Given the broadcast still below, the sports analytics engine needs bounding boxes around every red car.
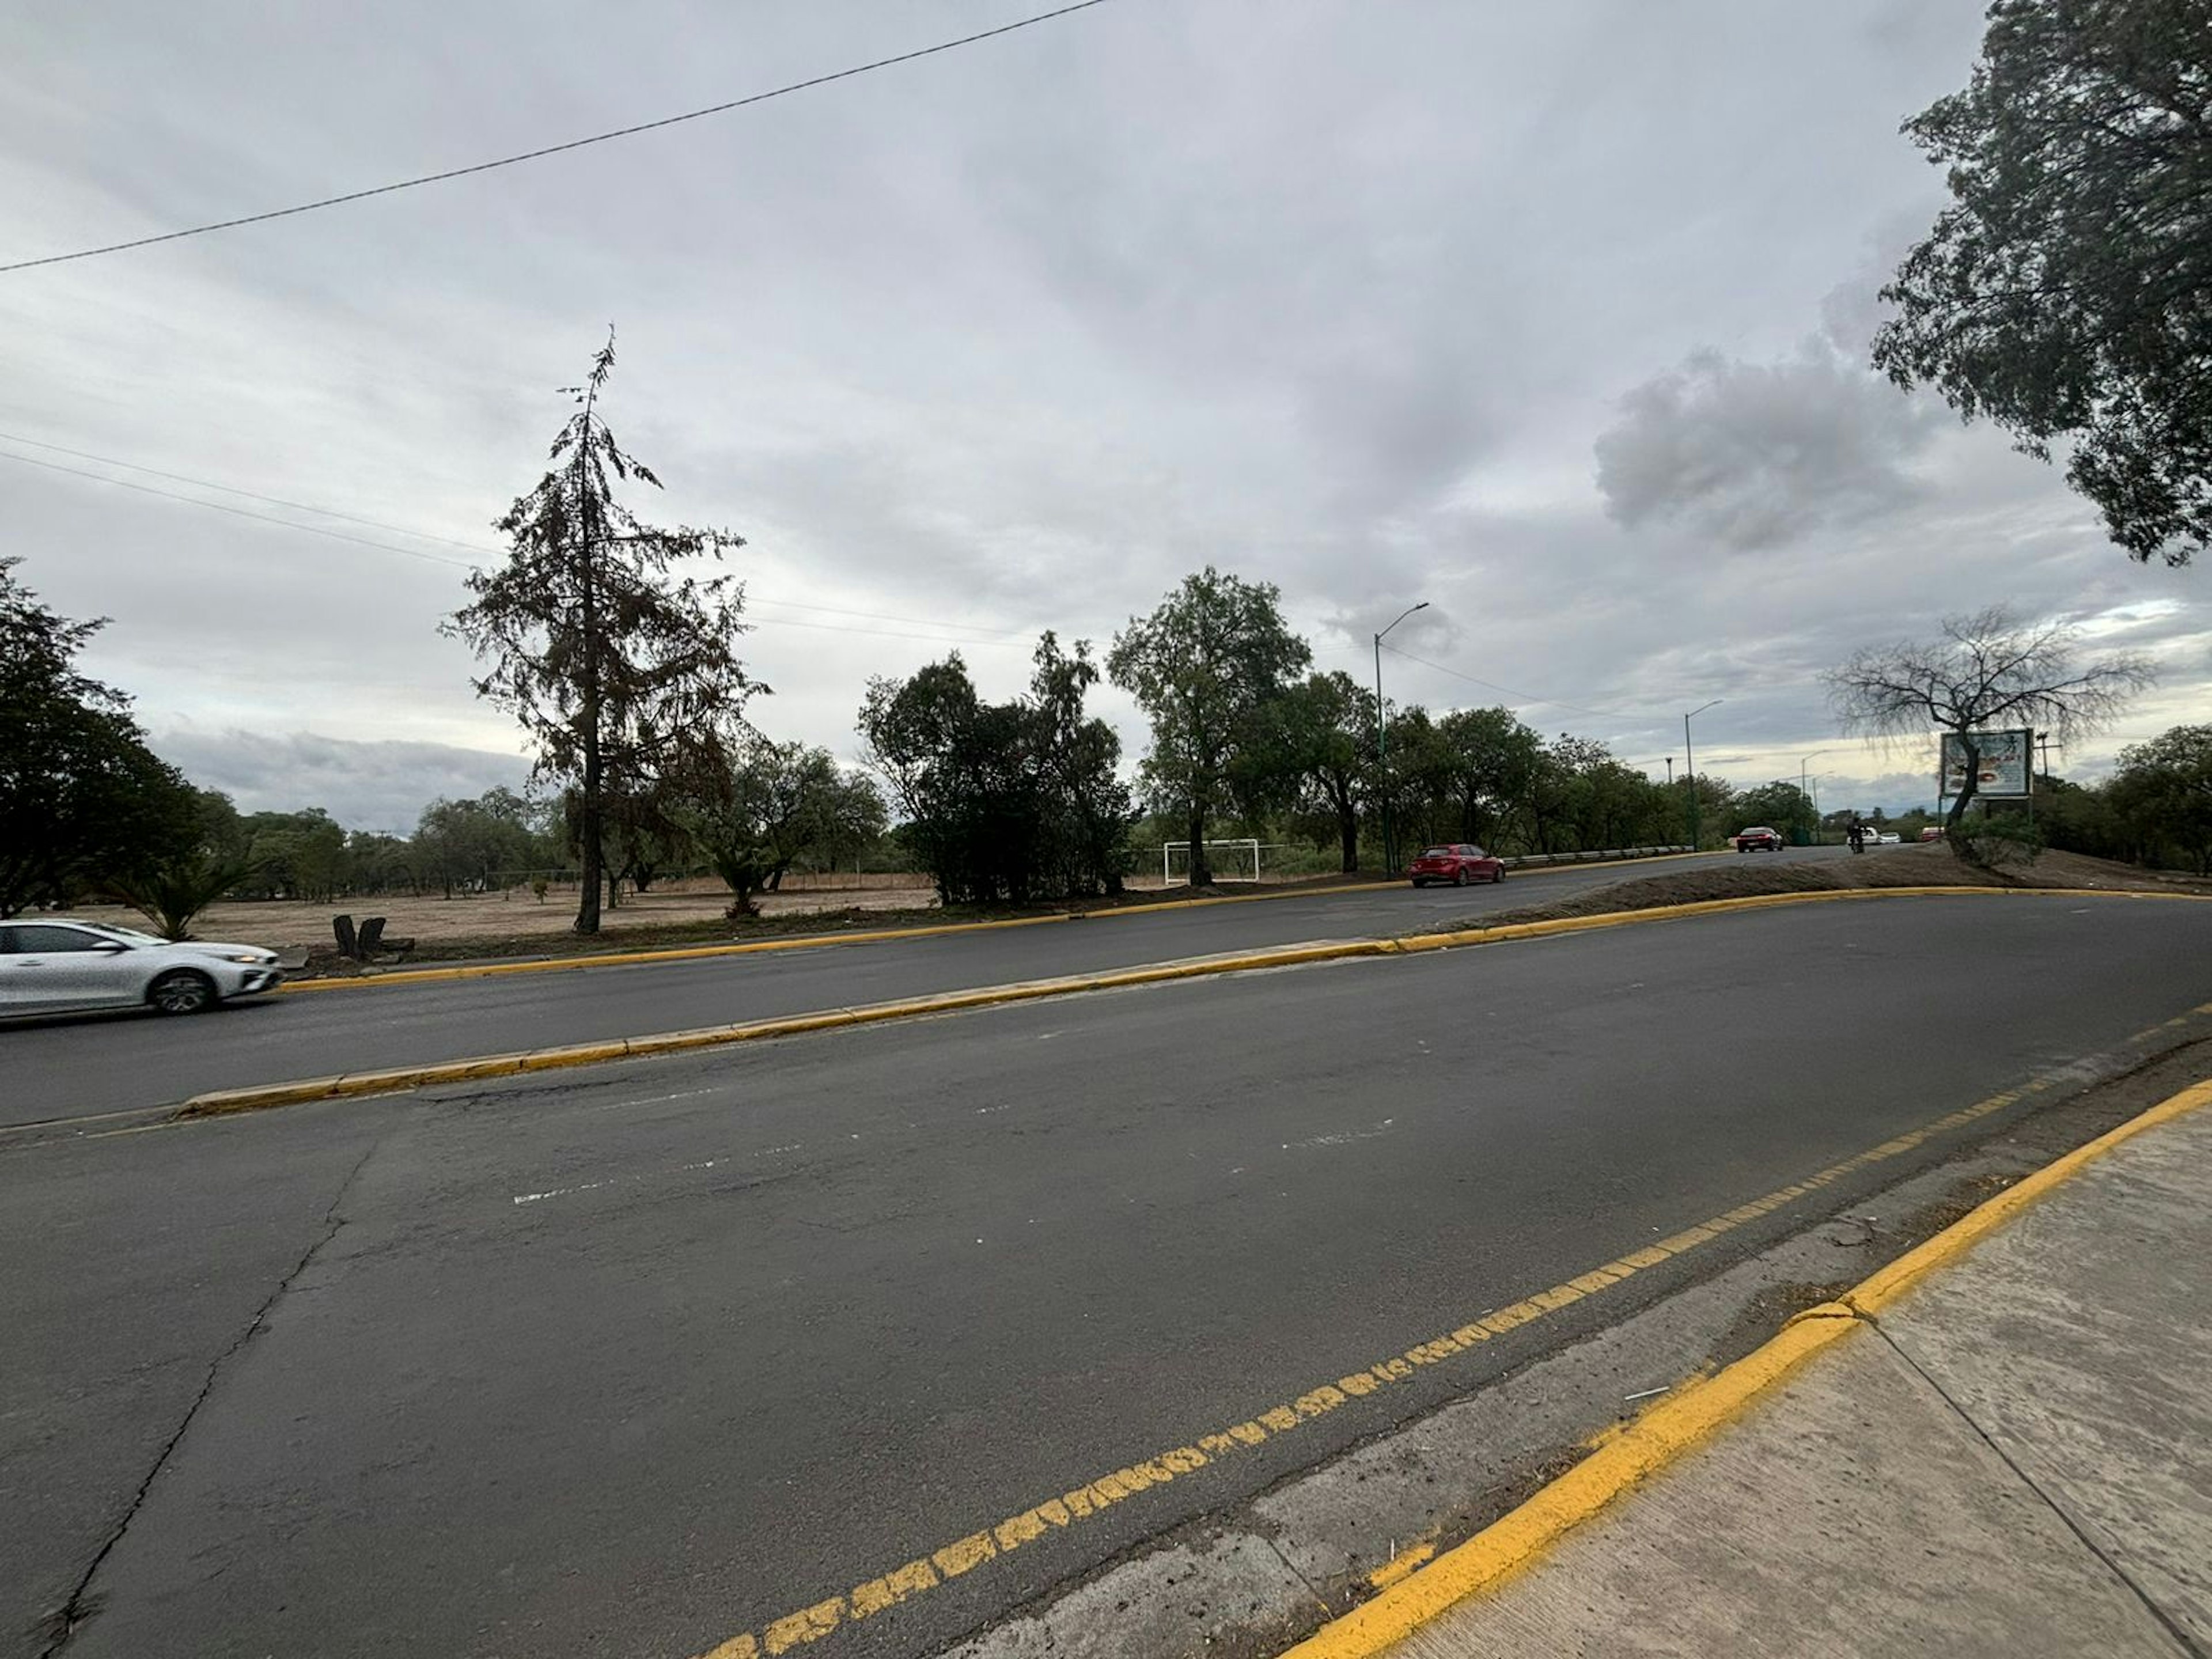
[1408,843,1505,887]
[1732,825,1784,853]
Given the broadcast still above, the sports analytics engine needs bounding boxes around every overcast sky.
[5,1,2205,832]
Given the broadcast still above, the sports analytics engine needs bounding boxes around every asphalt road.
[2,847,1850,1126]
[6,895,2208,1659]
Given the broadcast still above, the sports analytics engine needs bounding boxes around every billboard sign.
[1940,728,2033,800]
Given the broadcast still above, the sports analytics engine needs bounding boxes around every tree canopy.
[0,558,197,916]
[447,332,756,933]
[676,733,887,915]
[1873,0,2212,565]
[1108,568,1310,886]
[2109,722,2212,872]
[859,638,1132,905]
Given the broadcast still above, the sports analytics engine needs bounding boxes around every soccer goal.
[1162,839,1262,885]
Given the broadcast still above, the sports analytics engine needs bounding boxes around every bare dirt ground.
[67,869,1352,964]
[70,874,940,952]
[1433,842,2212,932]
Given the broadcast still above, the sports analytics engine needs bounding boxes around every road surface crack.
[1869,1319,2206,1659]
[36,1139,381,1657]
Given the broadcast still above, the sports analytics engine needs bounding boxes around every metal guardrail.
[1501,845,1692,869]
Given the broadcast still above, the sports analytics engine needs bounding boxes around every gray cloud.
[150,727,530,833]
[1593,343,1944,551]
[4,0,2203,830]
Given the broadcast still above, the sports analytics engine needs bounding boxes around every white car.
[0,919,283,1017]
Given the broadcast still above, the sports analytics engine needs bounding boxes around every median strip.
[274,849,1717,996]
[180,884,2207,1119]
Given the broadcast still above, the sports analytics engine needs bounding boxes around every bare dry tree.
[1824,605,2155,853]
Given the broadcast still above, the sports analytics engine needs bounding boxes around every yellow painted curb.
[180,885,2211,1119]
[177,942,1396,1116]
[1843,1072,2212,1319]
[1272,1073,2212,1659]
[1396,881,2212,956]
[1277,1316,1857,1659]
[272,850,1714,997]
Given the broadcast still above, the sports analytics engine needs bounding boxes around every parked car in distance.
[1876,830,1900,844]
[1732,826,1784,853]
[0,919,283,1018]
[1919,825,1945,842]
[1408,844,1504,887]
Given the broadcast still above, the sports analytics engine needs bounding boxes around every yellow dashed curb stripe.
[1272,1080,2212,1659]
[674,1053,2212,1658]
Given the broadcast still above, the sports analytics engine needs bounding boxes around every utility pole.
[1684,700,1722,849]
[1373,601,1429,876]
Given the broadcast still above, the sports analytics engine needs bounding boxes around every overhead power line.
[1378,641,1643,722]
[0,446,480,569]
[1,0,1118,274]
[0,440,1031,648]
[0,430,497,554]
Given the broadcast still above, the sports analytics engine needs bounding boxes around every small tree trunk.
[1944,737,1981,861]
[1188,801,1211,887]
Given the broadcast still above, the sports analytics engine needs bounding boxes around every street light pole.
[1374,601,1430,876]
[1683,699,1722,849]
[1799,749,1829,845]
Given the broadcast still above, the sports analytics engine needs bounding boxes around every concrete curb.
[272,850,1721,997]
[1269,1078,2212,1659]
[176,942,1382,1118]
[179,884,2207,1120]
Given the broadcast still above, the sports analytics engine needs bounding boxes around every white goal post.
[1162,839,1262,885]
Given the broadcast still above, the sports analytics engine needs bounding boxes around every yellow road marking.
[1279,1072,2212,1659]
[676,1058,2114,1658]
[1366,1541,1437,1590]
[172,885,2212,1123]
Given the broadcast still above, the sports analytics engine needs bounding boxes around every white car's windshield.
[78,922,167,947]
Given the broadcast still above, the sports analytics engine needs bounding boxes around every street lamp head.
[1377,600,1432,644]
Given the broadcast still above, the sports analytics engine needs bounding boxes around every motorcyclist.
[1847,815,1866,854]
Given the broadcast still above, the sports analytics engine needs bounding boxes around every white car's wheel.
[148,968,217,1015]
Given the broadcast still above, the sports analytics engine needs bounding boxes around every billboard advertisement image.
[1940,728,2033,800]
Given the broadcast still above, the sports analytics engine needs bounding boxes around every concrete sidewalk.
[1378,1100,2212,1657]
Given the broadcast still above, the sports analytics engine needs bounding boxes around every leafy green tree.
[0,558,197,915]
[1108,569,1310,886]
[241,809,347,901]
[1734,781,1817,839]
[415,789,545,897]
[861,639,1131,905]
[677,735,888,915]
[1873,0,2212,565]
[1825,605,2154,853]
[345,831,416,896]
[447,332,756,934]
[1025,634,1135,896]
[1437,708,1545,850]
[2109,724,2212,872]
[1238,672,1377,873]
